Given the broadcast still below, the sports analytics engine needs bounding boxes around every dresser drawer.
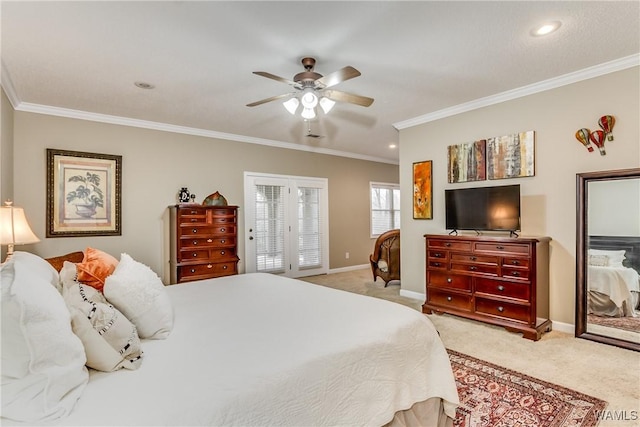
[178,261,237,279]
[451,253,498,265]
[428,239,472,252]
[179,224,237,237]
[475,278,530,301]
[179,247,237,262]
[427,288,472,312]
[181,236,237,249]
[473,242,530,256]
[502,257,530,268]
[427,249,449,260]
[178,206,208,217]
[501,267,530,280]
[428,272,471,291]
[211,215,237,225]
[475,297,530,323]
[450,262,498,276]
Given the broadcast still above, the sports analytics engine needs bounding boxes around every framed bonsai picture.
[413,160,433,219]
[46,149,122,237]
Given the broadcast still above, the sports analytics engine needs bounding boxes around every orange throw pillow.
[76,248,119,292]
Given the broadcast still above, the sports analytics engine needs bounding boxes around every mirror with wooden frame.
[576,168,640,351]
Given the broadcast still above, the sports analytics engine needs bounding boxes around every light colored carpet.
[301,268,640,427]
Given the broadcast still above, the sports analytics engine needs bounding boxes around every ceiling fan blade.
[315,66,361,89]
[323,89,374,107]
[253,71,297,86]
[246,93,292,107]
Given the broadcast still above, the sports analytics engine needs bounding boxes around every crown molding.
[393,54,640,130]
[9,101,398,165]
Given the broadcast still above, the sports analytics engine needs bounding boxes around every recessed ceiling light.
[134,81,155,89]
[531,21,561,37]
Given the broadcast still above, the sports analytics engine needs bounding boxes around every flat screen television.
[445,184,521,232]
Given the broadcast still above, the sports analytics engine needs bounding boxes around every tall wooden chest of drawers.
[169,205,239,284]
[423,234,551,341]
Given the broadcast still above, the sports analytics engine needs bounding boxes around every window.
[370,182,400,237]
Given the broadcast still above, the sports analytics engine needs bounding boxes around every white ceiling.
[2,1,639,164]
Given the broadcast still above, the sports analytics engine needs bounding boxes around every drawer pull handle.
[223,265,228,270]
[511,260,520,265]
[220,251,225,255]
[433,262,441,267]
[190,210,197,214]
[207,239,213,243]
[470,256,476,260]
[193,240,198,245]
[220,219,226,222]
[496,245,504,250]
[497,285,505,291]
[207,264,212,269]
[511,271,520,277]
[192,229,197,233]
[447,278,452,283]
[221,239,226,243]
[190,218,197,222]
[192,253,198,257]
[469,266,477,271]
[434,253,442,258]
[445,243,451,247]
[220,228,226,232]
[190,269,195,273]
[446,296,452,301]
[497,306,504,312]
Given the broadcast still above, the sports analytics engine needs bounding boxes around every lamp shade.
[319,97,336,114]
[283,97,300,115]
[0,201,40,246]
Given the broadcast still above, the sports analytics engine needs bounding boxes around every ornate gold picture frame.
[46,149,122,237]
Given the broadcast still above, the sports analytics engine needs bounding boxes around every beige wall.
[1,90,15,261]
[399,67,640,326]
[9,110,398,280]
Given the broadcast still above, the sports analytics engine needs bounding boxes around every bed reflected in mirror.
[576,168,640,351]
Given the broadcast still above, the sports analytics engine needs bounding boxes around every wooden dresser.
[169,205,239,284]
[423,234,551,340]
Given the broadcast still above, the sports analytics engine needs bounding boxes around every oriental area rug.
[587,313,640,333]
[448,350,607,427]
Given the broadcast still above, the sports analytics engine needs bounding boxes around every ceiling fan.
[246,57,374,119]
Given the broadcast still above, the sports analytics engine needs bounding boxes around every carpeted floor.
[449,349,606,427]
[302,268,640,427]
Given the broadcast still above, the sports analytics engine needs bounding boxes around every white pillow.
[588,254,610,267]
[1,252,88,423]
[104,253,174,339]
[588,249,626,268]
[61,269,143,372]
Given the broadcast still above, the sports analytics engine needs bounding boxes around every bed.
[1,250,459,426]
[587,236,640,317]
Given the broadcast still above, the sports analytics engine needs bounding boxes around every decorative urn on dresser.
[423,234,551,341]
[169,204,239,284]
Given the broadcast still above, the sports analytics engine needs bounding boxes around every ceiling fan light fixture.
[301,90,318,109]
[301,107,316,120]
[319,97,335,114]
[283,97,300,115]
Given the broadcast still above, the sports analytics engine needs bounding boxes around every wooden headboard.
[589,235,640,275]
[45,251,84,272]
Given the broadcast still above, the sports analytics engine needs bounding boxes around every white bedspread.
[40,273,458,426]
[588,265,640,314]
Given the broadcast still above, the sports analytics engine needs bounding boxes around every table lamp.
[0,200,40,263]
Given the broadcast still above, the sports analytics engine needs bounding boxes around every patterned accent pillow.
[76,247,119,292]
[104,253,174,339]
[588,254,609,267]
[61,262,143,372]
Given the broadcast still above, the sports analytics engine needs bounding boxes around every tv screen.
[445,185,521,232]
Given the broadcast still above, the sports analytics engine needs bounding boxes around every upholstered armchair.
[369,229,400,286]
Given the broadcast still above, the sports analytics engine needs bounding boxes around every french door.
[244,172,328,278]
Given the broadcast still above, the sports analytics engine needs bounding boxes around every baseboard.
[400,289,425,301]
[550,320,574,334]
[328,264,368,274]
